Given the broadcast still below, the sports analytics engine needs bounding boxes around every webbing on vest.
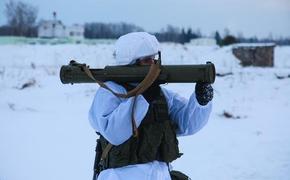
[97,89,181,170]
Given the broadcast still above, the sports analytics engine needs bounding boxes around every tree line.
[0,0,202,43]
[1,0,290,46]
[84,23,202,44]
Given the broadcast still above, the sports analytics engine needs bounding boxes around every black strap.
[92,138,102,180]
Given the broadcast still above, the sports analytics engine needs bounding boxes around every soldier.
[89,32,213,180]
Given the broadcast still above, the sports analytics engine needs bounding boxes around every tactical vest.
[95,84,182,171]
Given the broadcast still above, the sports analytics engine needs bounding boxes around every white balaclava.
[114,32,160,65]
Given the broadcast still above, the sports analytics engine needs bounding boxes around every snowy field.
[0,43,290,180]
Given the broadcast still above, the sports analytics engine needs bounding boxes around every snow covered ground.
[0,43,290,180]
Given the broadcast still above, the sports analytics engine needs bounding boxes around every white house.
[65,24,84,40]
[38,12,84,40]
[38,19,66,38]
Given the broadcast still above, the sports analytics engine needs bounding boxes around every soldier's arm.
[88,81,149,145]
[161,87,212,136]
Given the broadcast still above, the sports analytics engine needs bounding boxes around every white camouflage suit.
[88,32,213,180]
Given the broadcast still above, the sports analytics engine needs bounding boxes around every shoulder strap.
[89,60,161,165]
[82,60,161,99]
[84,60,161,137]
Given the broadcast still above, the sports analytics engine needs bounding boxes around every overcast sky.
[1,0,290,38]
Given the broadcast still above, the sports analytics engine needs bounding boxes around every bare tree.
[5,0,38,36]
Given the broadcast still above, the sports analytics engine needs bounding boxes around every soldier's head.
[114,32,160,66]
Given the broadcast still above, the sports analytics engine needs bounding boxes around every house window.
[70,32,74,36]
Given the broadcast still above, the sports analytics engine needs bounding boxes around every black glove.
[195,82,213,106]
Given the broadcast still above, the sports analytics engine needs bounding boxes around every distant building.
[232,43,275,67]
[190,38,217,46]
[38,12,84,40]
[38,18,66,38]
[65,24,84,40]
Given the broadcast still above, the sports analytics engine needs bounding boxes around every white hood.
[114,32,160,65]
